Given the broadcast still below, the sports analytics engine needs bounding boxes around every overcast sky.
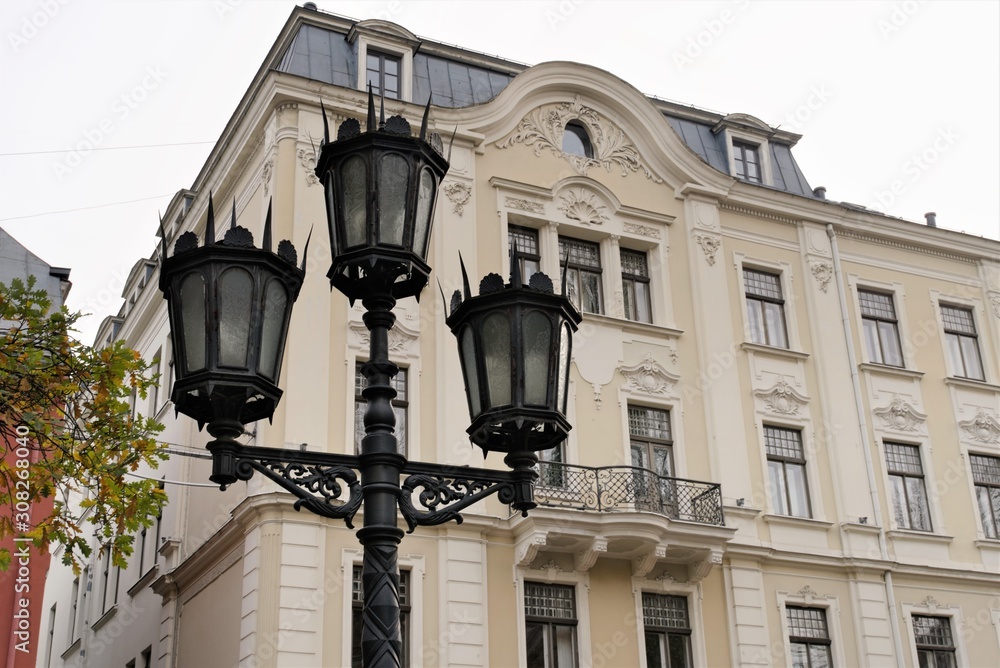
[2,0,997,345]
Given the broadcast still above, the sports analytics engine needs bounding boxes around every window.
[166,333,175,399]
[733,142,762,183]
[642,593,692,668]
[366,50,400,99]
[524,582,578,668]
[884,442,932,531]
[629,406,675,514]
[126,660,136,668]
[509,225,541,283]
[68,576,79,643]
[101,545,112,612]
[859,290,903,367]
[141,647,152,668]
[765,426,811,518]
[912,615,957,668]
[78,567,89,636]
[45,604,56,668]
[352,565,410,667]
[621,249,652,324]
[562,122,593,158]
[537,444,567,488]
[971,454,1000,539]
[355,363,407,455]
[744,268,788,348]
[786,606,832,668]
[138,524,149,575]
[941,305,985,380]
[560,237,603,315]
[150,351,161,413]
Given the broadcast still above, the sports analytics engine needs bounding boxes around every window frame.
[858,289,905,368]
[508,224,542,284]
[911,615,958,668]
[365,49,401,100]
[742,267,789,349]
[621,247,653,324]
[940,303,985,380]
[732,141,762,183]
[559,235,604,315]
[883,441,933,532]
[562,122,594,159]
[523,581,580,668]
[641,592,692,668]
[355,362,408,455]
[785,606,833,668]
[764,425,812,518]
[970,453,1000,539]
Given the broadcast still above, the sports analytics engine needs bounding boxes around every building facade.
[37,6,1000,667]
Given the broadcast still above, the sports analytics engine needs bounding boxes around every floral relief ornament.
[754,380,809,415]
[620,353,680,396]
[810,262,834,293]
[297,148,320,187]
[991,294,1000,319]
[873,395,927,432]
[959,410,1000,444]
[695,234,720,266]
[496,96,662,182]
[442,182,472,215]
[558,189,608,226]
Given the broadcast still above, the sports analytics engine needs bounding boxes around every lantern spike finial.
[206,192,216,245]
[300,226,312,272]
[459,252,472,300]
[262,198,273,252]
[437,279,448,318]
[447,125,458,163]
[366,84,376,131]
[157,211,168,259]
[230,198,237,231]
[419,95,432,141]
[319,98,330,144]
[559,250,570,296]
[510,243,522,289]
[378,92,385,130]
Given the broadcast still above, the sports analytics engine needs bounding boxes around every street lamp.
[158,92,579,668]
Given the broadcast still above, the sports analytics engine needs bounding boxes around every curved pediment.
[350,19,419,45]
[715,112,774,135]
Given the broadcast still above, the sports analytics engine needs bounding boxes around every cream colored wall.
[176,560,242,668]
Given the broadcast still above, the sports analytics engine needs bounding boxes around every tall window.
[859,290,903,367]
[733,142,762,183]
[562,122,593,158]
[68,576,79,644]
[629,406,675,513]
[100,545,112,612]
[150,351,161,414]
[642,593,692,668]
[786,606,832,668]
[912,615,957,668]
[524,582,578,668]
[509,225,541,282]
[141,647,152,668]
[621,249,652,323]
[44,604,56,668]
[79,567,89,637]
[355,363,407,455]
[744,268,788,348]
[941,305,985,380]
[884,442,932,531]
[366,50,400,99]
[537,444,566,488]
[560,237,603,315]
[971,454,1000,539]
[352,566,410,667]
[765,426,811,518]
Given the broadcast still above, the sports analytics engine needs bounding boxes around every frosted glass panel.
[523,312,551,405]
[218,268,253,368]
[460,327,481,416]
[413,168,435,258]
[180,273,206,372]
[483,313,511,407]
[557,323,571,413]
[343,155,367,248]
[378,154,408,246]
[259,281,287,379]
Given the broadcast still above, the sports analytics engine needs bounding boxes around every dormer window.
[562,122,593,158]
[733,141,762,183]
[366,50,400,99]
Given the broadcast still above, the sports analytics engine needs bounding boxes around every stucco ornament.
[810,262,834,293]
[496,96,662,182]
[797,585,818,602]
[558,189,608,226]
[443,182,472,215]
[695,234,720,266]
[623,221,660,239]
[505,196,545,214]
[959,410,1000,444]
[297,148,320,187]
[873,395,927,432]
[754,380,809,415]
[620,353,680,396]
[261,157,274,195]
[991,294,1000,319]
[349,320,418,357]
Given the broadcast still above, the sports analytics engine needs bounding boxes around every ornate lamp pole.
[159,92,580,668]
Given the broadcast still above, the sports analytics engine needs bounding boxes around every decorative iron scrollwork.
[241,458,363,527]
[398,472,515,533]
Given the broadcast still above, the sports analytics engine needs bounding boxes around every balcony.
[535,462,725,526]
[511,463,733,580]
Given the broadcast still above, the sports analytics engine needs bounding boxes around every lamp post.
[159,92,580,668]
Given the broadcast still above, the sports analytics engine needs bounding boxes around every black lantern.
[445,260,581,460]
[159,196,306,482]
[315,92,449,302]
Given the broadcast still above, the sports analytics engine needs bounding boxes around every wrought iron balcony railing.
[533,462,725,526]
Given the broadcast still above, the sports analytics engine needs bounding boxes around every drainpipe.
[827,224,905,667]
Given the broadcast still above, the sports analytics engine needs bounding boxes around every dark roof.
[277,20,813,197]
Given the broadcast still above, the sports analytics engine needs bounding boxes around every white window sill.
[944,377,1000,393]
[763,514,833,529]
[740,342,809,361]
[887,529,953,545]
[858,363,925,379]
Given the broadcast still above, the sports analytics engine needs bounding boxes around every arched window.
[562,121,593,158]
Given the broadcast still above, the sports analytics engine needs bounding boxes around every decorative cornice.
[623,221,661,239]
[695,233,720,266]
[838,228,976,264]
[496,96,662,182]
[505,196,546,214]
[574,537,608,572]
[620,353,680,396]
[687,549,723,582]
[297,148,319,187]
[632,545,667,578]
[719,201,798,226]
[443,182,472,215]
[873,395,927,433]
[558,189,608,226]
[515,532,547,567]
[810,261,834,293]
[349,320,419,357]
[754,380,809,415]
[959,410,1000,444]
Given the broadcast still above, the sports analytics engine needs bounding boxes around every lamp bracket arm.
[398,461,519,532]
